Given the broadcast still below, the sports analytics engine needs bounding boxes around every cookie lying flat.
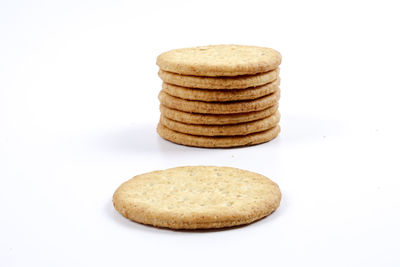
[162,78,280,102]
[156,45,282,76]
[113,166,281,229]
[157,123,280,148]
[160,104,279,125]
[158,69,279,89]
[160,111,280,136]
[158,90,280,114]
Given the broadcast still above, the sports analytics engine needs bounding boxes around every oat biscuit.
[157,123,280,148]
[160,104,279,125]
[162,78,280,102]
[156,45,282,76]
[158,69,279,89]
[158,90,280,114]
[113,166,282,229]
[160,111,280,136]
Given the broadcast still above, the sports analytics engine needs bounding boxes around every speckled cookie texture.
[160,104,279,125]
[113,166,281,229]
[162,78,280,102]
[157,123,281,148]
[158,69,279,89]
[156,44,282,147]
[159,90,280,114]
[160,111,280,136]
[156,45,282,76]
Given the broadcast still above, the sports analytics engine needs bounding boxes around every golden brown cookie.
[162,78,280,102]
[160,104,279,125]
[160,111,280,136]
[158,69,279,89]
[113,166,282,229]
[156,45,282,76]
[157,123,280,148]
[158,90,280,114]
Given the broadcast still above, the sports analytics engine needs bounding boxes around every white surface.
[1,0,400,266]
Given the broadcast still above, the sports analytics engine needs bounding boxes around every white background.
[1,0,399,266]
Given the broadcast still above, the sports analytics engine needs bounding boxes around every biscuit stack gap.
[156,45,282,148]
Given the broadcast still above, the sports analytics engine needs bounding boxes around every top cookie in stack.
[156,45,282,148]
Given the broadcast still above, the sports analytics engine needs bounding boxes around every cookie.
[158,90,280,114]
[156,45,282,76]
[160,104,279,125]
[160,111,280,136]
[157,123,280,148]
[113,166,282,229]
[158,68,279,89]
[162,78,280,102]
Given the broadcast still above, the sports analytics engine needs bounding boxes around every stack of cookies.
[156,45,282,148]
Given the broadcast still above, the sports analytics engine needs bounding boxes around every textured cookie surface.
[160,111,280,136]
[113,166,281,229]
[160,104,279,125]
[158,69,279,89]
[156,45,281,76]
[159,90,280,114]
[157,123,280,148]
[162,78,280,102]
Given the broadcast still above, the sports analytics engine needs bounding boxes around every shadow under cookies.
[95,122,215,155]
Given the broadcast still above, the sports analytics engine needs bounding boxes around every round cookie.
[158,90,280,114]
[113,166,282,229]
[160,111,280,136]
[160,104,279,125]
[158,68,279,89]
[156,45,282,76]
[162,78,280,102]
[157,123,281,148]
